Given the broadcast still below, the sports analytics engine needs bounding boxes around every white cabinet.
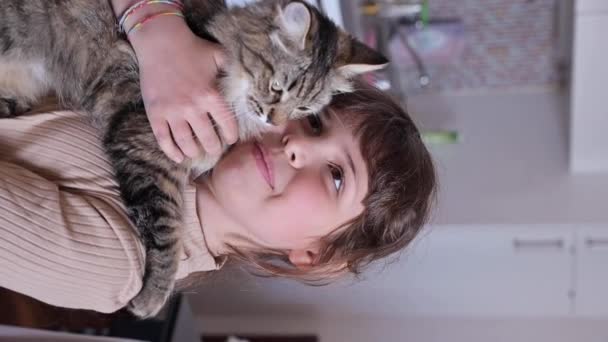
[398,225,574,316]
[570,3,608,172]
[399,224,608,317]
[573,225,608,316]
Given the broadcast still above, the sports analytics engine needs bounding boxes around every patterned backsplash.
[379,0,563,93]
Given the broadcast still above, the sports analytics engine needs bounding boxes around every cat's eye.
[306,115,322,136]
[298,106,312,112]
[270,80,282,93]
[329,164,344,192]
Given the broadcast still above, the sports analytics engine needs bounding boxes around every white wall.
[226,0,318,8]
[225,0,256,6]
[408,88,608,225]
[225,0,344,27]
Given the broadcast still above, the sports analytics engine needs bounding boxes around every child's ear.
[275,1,312,51]
[337,37,389,77]
[288,248,318,269]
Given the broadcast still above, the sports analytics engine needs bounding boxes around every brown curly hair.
[181,79,437,287]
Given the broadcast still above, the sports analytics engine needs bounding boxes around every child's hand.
[128,16,238,163]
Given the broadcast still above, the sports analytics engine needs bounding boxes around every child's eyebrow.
[325,109,357,178]
[346,149,356,178]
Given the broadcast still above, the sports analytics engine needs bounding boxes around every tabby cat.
[0,0,387,317]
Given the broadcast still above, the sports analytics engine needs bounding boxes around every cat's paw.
[0,98,30,118]
[127,285,171,319]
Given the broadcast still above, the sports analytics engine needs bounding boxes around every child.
[0,78,436,313]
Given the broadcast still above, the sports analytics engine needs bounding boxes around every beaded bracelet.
[126,11,185,35]
[118,0,184,33]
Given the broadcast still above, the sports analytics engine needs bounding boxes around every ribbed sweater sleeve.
[0,111,221,313]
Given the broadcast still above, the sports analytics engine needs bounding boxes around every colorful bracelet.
[125,11,186,35]
[118,0,184,33]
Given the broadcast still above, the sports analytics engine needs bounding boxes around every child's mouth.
[252,142,274,190]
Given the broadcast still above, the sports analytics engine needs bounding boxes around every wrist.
[121,1,192,58]
[122,2,183,32]
[128,13,192,56]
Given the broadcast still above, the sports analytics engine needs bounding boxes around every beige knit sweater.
[0,110,222,313]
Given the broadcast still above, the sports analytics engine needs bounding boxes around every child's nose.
[283,135,316,169]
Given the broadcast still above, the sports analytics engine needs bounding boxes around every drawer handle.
[585,238,608,248]
[513,238,564,249]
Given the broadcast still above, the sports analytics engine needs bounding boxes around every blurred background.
[6,0,608,341]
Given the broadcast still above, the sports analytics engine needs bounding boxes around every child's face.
[208,109,368,255]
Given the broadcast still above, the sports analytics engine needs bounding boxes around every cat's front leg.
[0,59,51,118]
[80,45,188,318]
[103,107,189,318]
[0,98,31,118]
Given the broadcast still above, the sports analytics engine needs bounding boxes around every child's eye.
[329,164,344,192]
[306,115,323,136]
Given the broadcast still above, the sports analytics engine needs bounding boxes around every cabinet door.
[393,225,573,316]
[570,13,608,172]
[574,225,608,316]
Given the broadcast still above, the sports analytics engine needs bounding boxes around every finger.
[169,119,201,159]
[189,112,223,156]
[152,120,185,163]
[200,94,238,145]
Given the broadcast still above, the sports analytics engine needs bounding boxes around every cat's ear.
[276,1,312,50]
[337,38,389,77]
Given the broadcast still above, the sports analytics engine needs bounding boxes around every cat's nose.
[269,95,281,104]
[267,108,291,127]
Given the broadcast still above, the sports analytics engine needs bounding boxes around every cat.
[0,0,387,317]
